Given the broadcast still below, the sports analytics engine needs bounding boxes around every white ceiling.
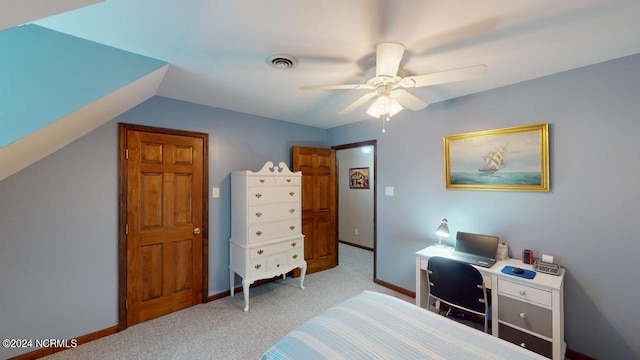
[31,0,640,129]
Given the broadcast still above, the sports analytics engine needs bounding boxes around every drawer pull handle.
[519,290,526,295]
[254,264,262,269]
[290,225,296,230]
[291,242,297,247]
[289,192,295,196]
[257,249,264,255]
[292,254,298,259]
[255,212,262,217]
[520,343,526,348]
[256,231,263,236]
[259,179,265,183]
[289,209,295,213]
[287,179,292,183]
[519,312,527,319]
[255,193,262,198]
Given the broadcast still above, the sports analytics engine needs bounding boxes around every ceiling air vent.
[266,54,298,70]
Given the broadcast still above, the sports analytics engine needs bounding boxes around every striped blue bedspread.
[261,290,546,360]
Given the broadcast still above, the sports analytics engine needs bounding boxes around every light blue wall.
[328,53,640,360]
[0,97,326,359]
[0,25,167,147]
[2,52,639,359]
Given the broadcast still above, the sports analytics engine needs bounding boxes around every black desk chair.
[426,256,491,333]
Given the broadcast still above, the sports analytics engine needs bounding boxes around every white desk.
[416,246,565,360]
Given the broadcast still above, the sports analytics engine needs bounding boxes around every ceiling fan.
[300,42,487,131]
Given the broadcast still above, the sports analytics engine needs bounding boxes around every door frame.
[332,140,377,280]
[117,123,209,330]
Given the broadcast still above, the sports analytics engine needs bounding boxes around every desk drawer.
[499,323,552,358]
[498,295,552,338]
[498,279,551,307]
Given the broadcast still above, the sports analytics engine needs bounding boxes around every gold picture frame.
[444,123,549,191]
[349,167,370,189]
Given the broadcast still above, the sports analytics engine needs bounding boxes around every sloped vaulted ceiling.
[0,25,167,181]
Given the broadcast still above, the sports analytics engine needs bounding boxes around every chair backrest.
[427,256,487,314]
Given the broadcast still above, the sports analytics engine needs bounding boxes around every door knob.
[193,227,201,235]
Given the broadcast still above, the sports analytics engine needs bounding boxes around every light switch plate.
[385,186,394,196]
[212,187,220,198]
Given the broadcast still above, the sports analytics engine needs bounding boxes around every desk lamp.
[435,219,450,247]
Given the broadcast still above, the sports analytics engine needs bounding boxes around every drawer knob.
[254,264,262,269]
[291,242,297,247]
[287,179,292,183]
[257,249,264,255]
[520,312,527,319]
[256,231,263,236]
[289,208,295,213]
[289,192,295,196]
[255,193,262,198]
[277,264,280,267]
[520,343,526,348]
[255,212,262,217]
[519,290,526,295]
[259,179,265,183]
[290,225,296,230]
[292,254,298,259]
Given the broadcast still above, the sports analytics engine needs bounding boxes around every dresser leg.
[299,262,307,290]
[242,278,250,312]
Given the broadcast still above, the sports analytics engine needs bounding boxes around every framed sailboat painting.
[444,123,549,191]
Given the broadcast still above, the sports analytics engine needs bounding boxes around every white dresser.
[229,161,306,311]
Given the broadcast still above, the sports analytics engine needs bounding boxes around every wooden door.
[120,125,207,327]
[292,146,337,274]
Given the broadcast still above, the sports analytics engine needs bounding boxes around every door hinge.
[125,149,129,159]
[125,299,128,310]
[125,224,129,235]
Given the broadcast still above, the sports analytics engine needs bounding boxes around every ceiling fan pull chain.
[381,115,387,133]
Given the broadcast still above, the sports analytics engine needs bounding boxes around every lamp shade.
[435,218,450,237]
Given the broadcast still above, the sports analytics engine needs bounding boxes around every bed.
[261,290,546,360]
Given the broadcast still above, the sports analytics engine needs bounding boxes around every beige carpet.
[42,243,412,360]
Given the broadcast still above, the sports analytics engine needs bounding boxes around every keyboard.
[446,252,496,268]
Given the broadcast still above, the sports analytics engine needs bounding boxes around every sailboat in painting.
[479,144,508,173]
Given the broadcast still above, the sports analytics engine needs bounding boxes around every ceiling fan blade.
[391,90,428,111]
[400,64,487,88]
[376,42,405,78]
[300,84,372,91]
[339,92,377,114]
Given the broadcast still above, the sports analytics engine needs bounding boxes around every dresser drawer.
[499,323,552,358]
[248,176,276,186]
[276,176,300,185]
[288,248,304,264]
[249,220,300,243]
[249,258,267,275]
[498,295,552,338]
[498,279,552,307]
[249,242,289,258]
[267,252,287,271]
[248,186,300,205]
[249,203,299,224]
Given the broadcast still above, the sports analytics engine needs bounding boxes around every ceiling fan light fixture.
[366,95,403,118]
